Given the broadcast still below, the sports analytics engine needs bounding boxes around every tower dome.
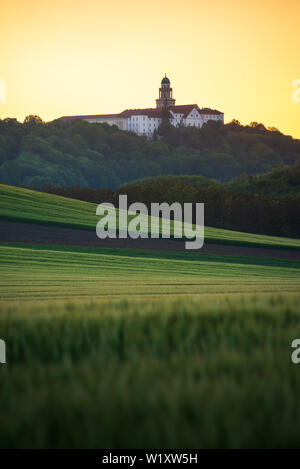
[161,75,170,85]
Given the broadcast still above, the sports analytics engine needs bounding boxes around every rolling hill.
[1,183,300,250]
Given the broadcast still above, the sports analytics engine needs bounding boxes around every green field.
[0,184,300,448]
[1,242,300,301]
[1,293,300,448]
[1,183,300,249]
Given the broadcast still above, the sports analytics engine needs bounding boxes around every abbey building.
[61,75,224,138]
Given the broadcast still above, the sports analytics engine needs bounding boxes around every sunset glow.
[1,0,299,137]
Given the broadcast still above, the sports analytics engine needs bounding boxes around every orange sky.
[0,0,299,137]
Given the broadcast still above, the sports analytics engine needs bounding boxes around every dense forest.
[125,163,300,197]
[117,180,300,238]
[38,163,300,238]
[0,115,300,189]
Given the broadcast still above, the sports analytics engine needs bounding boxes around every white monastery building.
[61,75,224,138]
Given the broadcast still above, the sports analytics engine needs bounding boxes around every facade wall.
[82,110,223,135]
[125,109,224,136]
[127,115,161,135]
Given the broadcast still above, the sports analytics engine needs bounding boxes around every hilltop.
[0,115,300,189]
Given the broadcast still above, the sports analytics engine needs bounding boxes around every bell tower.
[156,74,176,109]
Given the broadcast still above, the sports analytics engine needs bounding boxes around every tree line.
[0,114,300,189]
[36,178,300,238]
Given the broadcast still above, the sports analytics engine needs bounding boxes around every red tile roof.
[169,105,198,117]
[61,105,223,121]
[61,109,165,120]
[198,107,224,115]
[60,113,121,120]
[170,105,223,117]
[118,108,164,118]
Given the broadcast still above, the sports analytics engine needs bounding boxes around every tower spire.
[156,75,176,109]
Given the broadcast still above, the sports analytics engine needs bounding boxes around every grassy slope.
[1,242,299,302]
[1,184,300,249]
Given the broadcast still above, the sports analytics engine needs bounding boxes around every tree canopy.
[0,116,299,189]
